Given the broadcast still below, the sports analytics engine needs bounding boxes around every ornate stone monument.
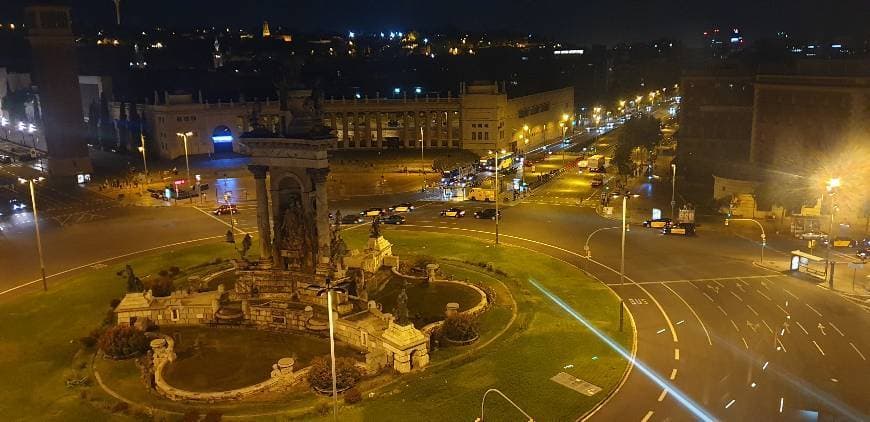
[240,88,335,286]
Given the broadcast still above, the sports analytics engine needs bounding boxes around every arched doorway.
[211,125,234,153]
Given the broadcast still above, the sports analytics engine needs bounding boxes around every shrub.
[102,309,116,326]
[79,336,97,349]
[110,401,129,413]
[203,411,222,422]
[158,269,169,277]
[169,266,181,276]
[109,298,121,309]
[181,410,200,422]
[98,325,149,359]
[308,356,362,391]
[442,314,478,342]
[344,387,362,404]
[147,277,174,297]
[314,401,331,416]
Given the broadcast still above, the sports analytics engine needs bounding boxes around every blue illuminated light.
[212,135,233,143]
[528,279,716,422]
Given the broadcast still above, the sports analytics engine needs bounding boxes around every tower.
[26,4,93,176]
[113,0,121,26]
[262,21,271,38]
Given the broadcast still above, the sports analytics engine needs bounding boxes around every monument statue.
[393,283,411,326]
[369,217,381,238]
[124,264,144,292]
[330,212,348,271]
[275,196,317,271]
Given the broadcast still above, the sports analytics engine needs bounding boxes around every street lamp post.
[725,218,766,264]
[316,277,348,422]
[20,177,47,291]
[614,191,639,332]
[670,163,677,219]
[419,126,426,192]
[824,178,840,287]
[138,131,148,177]
[176,131,193,184]
[492,149,506,245]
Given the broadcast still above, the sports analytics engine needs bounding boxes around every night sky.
[1,0,868,46]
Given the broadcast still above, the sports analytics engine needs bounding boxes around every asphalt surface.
[1,123,867,421]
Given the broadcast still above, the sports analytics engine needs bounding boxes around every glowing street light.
[316,276,349,422]
[175,131,194,184]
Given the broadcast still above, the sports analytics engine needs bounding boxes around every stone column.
[248,165,272,262]
[308,168,331,270]
[402,112,410,148]
[446,111,453,148]
[341,113,349,149]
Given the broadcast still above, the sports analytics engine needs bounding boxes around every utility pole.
[495,150,500,244]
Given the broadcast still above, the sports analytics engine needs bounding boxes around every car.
[389,203,415,213]
[643,218,672,228]
[798,231,828,241]
[440,207,465,218]
[0,154,12,164]
[341,214,365,224]
[379,214,406,225]
[857,247,869,260]
[474,208,501,220]
[360,207,385,217]
[213,204,238,215]
[591,176,604,187]
[830,237,855,248]
[662,222,695,236]
[9,198,27,211]
[588,166,605,173]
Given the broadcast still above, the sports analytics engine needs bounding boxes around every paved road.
[1,132,866,421]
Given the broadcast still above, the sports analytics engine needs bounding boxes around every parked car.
[857,247,869,260]
[798,231,828,241]
[389,203,415,213]
[440,207,465,218]
[830,237,855,248]
[379,214,406,225]
[360,207,385,217]
[8,198,26,212]
[213,204,238,215]
[662,222,695,236]
[591,175,604,187]
[643,218,672,228]
[340,214,365,224]
[474,208,501,220]
[0,154,13,164]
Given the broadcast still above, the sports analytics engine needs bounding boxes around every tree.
[98,325,148,359]
[117,102,129,153]
[307,356,362,391]
[98,91,115,150]
[441,314,478,342]
[753,173,814,214]
[616,115,663,177]
[613,142,633,180]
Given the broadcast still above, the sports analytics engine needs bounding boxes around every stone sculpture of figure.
[330,211,348,271]
[369,217,381,239]
[393,283,411,326]
[241,233,252,258]
[124,264,144,292]
[275,196,317,271]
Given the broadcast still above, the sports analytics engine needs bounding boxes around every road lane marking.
[657,328,667,334]
[850,343,866,360]
[0,234,226,296]
[795,321,809,335]
[662,284,712,346]
[717,305,728,316]
[730,291,744,302]
[193,206,247,234]
[779,397,784,413]
[828,322,844,337]
[812,340,825,356]
[775,304,788,314]
[670,369,677,380]
[741,337,749,349]
[776,337,788,353]
[730,320,740,332]
[641,410,654,422]
[783,288,799,300]
[756,289,772,301]
[725,399,736,409]
[761,319,773,334]
[674,349,680,360]
[805,303,823,317]
[657,389,668,402]
[703,292,715,302]
[746,304,759,316]
[399,224,681,343]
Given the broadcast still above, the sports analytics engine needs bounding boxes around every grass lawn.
[162,326,358,392]
[0,241,240,421]
[312,229,632,422]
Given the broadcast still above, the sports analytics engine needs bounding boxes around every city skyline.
[1,0,869,46]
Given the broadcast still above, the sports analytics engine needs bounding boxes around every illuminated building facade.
[119,82,573,160]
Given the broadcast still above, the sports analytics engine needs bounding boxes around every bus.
[479,152,514,172]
